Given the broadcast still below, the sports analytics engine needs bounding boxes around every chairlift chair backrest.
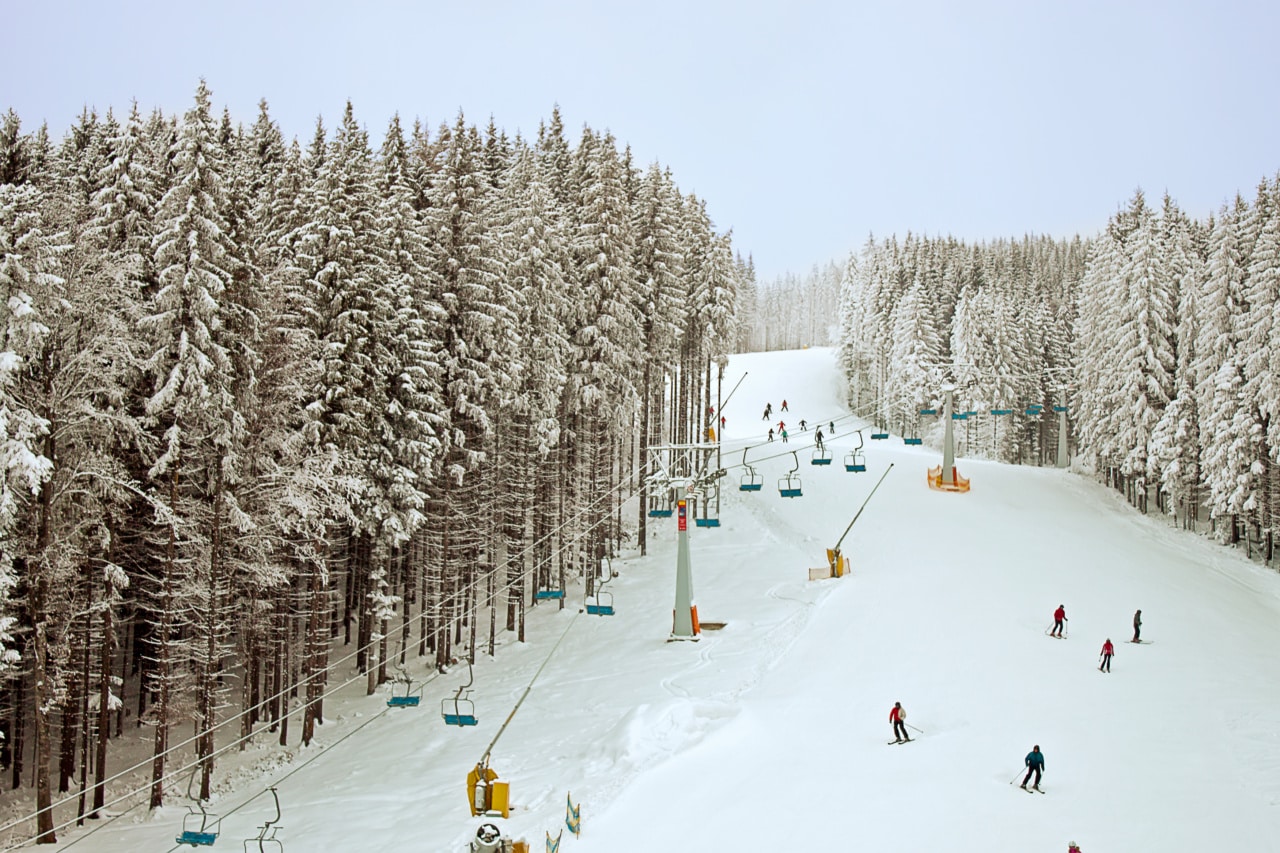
[778,451,803,497]
[739,447,763,491]
[586,557,617,615]
[387,672,421,707]
[442,693,479,726]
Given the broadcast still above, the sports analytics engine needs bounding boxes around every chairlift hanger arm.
[833,463,894,553]
[718,371,748,413]
[478,614,579,770]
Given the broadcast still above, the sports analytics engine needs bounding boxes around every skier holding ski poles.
[1099,638,1114,672]
[890,702,910,743]
[1050,605,1068,637]
[1021,745,1044,790]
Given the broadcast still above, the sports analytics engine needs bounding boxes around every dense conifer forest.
[748,186,1279,564]
[0,83,746,840]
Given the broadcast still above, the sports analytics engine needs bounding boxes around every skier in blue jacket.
[1021,745,1044,790]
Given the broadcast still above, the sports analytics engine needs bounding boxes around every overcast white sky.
[3,0,1277,279]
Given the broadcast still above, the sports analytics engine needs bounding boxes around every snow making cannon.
[808,463,894,580]
[466,615,580,824]
[467,758,511,820]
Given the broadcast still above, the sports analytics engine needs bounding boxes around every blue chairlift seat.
[844,451,867,473]
[177,831,218,847]
[535,588,565,601]
[810,450,832,465]
[903,437,923,446]
[647,508,673,518]
[387,675,420,708]
[919,408,937,415]
[177,810,220,847]
[694,517,720,527]
[1025,408,1042,416]
[1053,405,1068,412]
[871,432,889,440]
[991,408,1012,416]
[442,695,478,727]
[586,590,615,616]
[952,413,968,420]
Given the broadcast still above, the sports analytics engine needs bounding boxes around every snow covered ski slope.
[45,347,1280,853]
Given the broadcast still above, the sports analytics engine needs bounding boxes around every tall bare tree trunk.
[150,465,179,810]
[30,571,56,844]
[91,566,114,818]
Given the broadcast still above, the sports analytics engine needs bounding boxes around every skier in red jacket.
[890,701,910,742]
[1099,639,1114,672]
[1051,605,1068,637]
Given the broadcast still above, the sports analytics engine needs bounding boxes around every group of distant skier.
[883,601,1149,850]
[759,401,836,451]
[1047,604,1144,673]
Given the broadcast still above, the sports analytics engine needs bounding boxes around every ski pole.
[1009,769,1024,785]
[907,723,924,734]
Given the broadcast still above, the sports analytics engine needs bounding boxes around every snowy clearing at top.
[43,347,1280,853]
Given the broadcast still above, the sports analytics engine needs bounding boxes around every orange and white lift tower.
[928,386,971,493]
[670,497,701,641]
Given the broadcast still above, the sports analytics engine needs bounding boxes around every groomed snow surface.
[30,347,1280,853]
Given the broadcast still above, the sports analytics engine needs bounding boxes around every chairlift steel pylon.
[176,766,221,847]
[778,451,803,498]
[242,787,283,853]
[442,659,479,727]
[739,447,763,491]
